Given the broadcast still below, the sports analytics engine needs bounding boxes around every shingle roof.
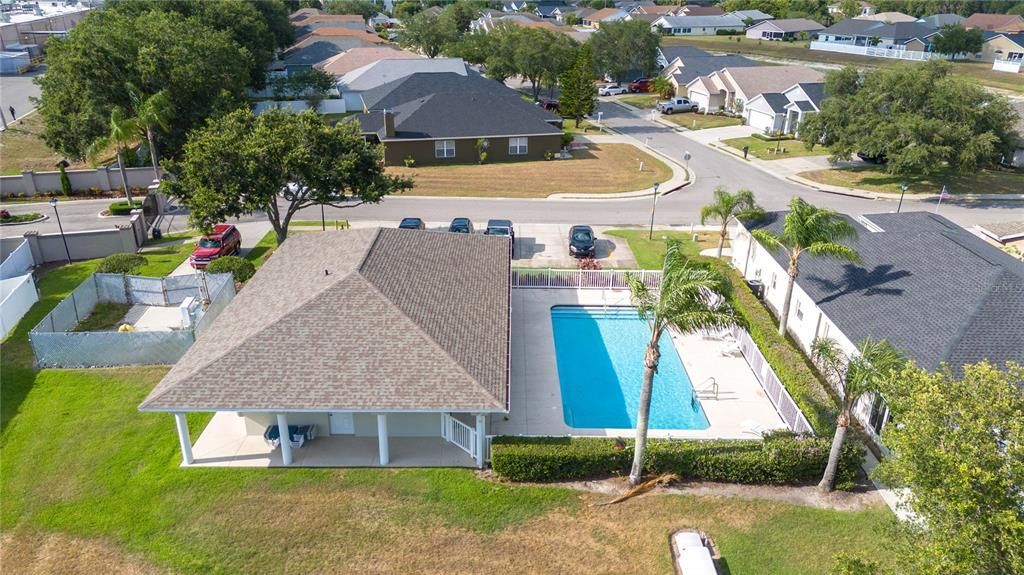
[856,11,917,22]
[722,65,824,99]
[679,6,726,16]
[961,13,1024,32]
[666,55,761,86]
[315,47,421,76]
[139,229,511,412]
[755,92,791,113]
[821,18,884,36]
[658,15,745,28]
[754,18,825,33]
[338,58,467,92]
[744,211,1024,372]
[795,82,826,107]
[918,13,964,28]
[659,45,713,64]
[728,9,774,21]
[872,21,939,42]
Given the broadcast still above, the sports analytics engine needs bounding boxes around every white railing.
[810,41,945,61]
[511,268,662,290]
[731,326,815,435]
[442,413,477,457]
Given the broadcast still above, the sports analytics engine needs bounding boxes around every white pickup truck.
[656,98,699,114]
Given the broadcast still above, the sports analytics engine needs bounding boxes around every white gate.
[441,413,476,457]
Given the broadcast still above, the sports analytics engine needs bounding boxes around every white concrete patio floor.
[489,289,786,439]
[188,412,476,468]
[121,305,182,332]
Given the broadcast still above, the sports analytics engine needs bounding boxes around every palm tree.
[626,241,741,485]
[811,337,905,492]
[129,87,174,181]
[87,106,139,205]
[751,197,859,337]
[699,186,764,259]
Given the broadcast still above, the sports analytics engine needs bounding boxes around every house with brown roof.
[685,65,824,113]
[855,11,917,23]
[961,13,1024,33]
[581,7,629,28]
[280,28,390,71]
[315,46,422,76]
[140,228,512,468]
[745,18,825,40]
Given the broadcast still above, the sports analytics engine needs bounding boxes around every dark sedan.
[568,225,595,258]
[448,218,474,234]
[398,217,425,230]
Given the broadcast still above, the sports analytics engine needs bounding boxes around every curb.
[785,176,878,200]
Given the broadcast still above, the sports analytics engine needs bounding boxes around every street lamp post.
[321,203,326,231]
[49,198,72,264]
[648,182,660,240]
[897,183,908,213]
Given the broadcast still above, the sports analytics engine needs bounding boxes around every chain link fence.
[30,272,235,368]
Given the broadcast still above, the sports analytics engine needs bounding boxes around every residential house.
[730,211,1024,444]
[502,1,528,12]
[855,11,918,23]
[630,4,679,17]
[743,82,825,135]
[534,2,568,19]
[657,45,712,67]
[470,11,591,42]
[661,53,761,97]
[351,72,563,166]
[745,18,825,40]
[315,46,422,77]
[685,65,823,113]
[727,10,775,26]
[814,18,940,52]
[421,6,444,18]
[961,13,1024,33]
[677,5,726,17]
[553,6,594,24]
[581,7,630,28]
[140,228,512,468]
[917,13,964,28]
[827,1,875,17]
[293,13,368,37]
[652,15,746,36]
[279,28,390,72]
[1009,101,1024,168]
[981,32,1024,64]
[336,57,468,110]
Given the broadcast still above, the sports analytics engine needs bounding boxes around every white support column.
[174,412,194,465]
[377,413,389,465]
[475,414,486,468]
[277,413,292,466]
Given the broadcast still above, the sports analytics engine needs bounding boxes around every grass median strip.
[798,165,1024,195]
[723,137,829,161]
[387,144,672,198]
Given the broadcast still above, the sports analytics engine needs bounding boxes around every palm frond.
[806,241,860,263]
[751,229,783,252]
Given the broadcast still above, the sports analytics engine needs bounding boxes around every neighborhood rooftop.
[139,229,512,413]
[743,212,1024,372]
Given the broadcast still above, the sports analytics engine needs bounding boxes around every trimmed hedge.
[751,133,797,142]
[491,433,861,489]
[108,200,143,216]
[718,265,838,435]
[97,253,147,274]
[204,256,255,283]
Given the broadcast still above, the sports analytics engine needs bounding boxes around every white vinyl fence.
[810,41,946,61]
[442,413,477,457]
[511,268,662,290]
[731,326,815,434]
[30,272,235,368]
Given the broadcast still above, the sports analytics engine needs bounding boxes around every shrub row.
[718,265,838,435]
[491,432,861,489]
[108,200,144,216]
[97,253,147,274]
[751,133,796,142]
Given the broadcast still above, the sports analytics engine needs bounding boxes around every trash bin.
[742,145,750,159]
[152,228,163,240]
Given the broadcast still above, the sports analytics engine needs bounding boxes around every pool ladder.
[695,377,719,401]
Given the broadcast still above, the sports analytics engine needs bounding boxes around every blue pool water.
[551,306,709,430]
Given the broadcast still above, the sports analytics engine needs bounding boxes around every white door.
[747,109,775,134]
[329,412,354,435]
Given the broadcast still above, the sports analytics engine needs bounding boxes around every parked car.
[484,219,515,242]
[856,151,888,164]
[598,83,627,96]
[628,77,651,93]
[536,97,559,112]
[398,217,425,230]
[656,97,698,114]
[448,218,474,234]
[190,224,241,269]
[568,225,595,258]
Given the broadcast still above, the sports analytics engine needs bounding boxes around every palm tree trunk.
[778,257,798,336]
[629,328,662,486]
[116,147,132,205]
[818,414,848,492]
[716,222,727,259]
[146,127,161,181]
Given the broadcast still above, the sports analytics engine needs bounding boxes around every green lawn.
[0,258,890,574]
[72,302,132,332]
[290,219,350,229]
[562,119,601,135]
[723,137,830,161]
[143,230,198,247]
[798,165,1024,195]
[605,229,721,269]
[619,94,659,109]
[0,212,43,224]
[662,112,743,130]
[133,243,193,276]
[245,231,278,269]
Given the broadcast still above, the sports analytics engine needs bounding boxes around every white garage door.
[690,91,711,113]
[746,109,777,135]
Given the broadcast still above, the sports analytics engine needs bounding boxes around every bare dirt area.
[1,531,165,575]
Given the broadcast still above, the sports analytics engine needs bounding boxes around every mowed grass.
[245,230,279,269]
[619,94,660,109]
[798,165,1024,195]
[388,144,673,197]
[562,119,601,135]
[605,229,721,269]
[0,112,101,175]
[723,136,830,160]
[662,112,743,130]
[661,36,1024,94]
[133,243,193,276]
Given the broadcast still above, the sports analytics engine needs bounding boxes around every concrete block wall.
[21,212,145,264]
[0,167,157,198]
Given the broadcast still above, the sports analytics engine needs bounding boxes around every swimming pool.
[550,306,709,430]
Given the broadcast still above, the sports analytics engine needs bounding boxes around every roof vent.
[857,215,885,233]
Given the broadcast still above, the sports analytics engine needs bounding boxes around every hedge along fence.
[717,264,838,435]
[491,433,862,489]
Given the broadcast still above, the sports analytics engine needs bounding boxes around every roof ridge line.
[933,269,1013,368]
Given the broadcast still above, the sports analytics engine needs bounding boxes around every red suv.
[190,224,241,268]
[628,77,651,93]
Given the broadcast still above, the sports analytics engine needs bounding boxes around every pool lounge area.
[490,289,787,440]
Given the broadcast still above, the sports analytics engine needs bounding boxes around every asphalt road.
[0,68,44,126]
[2,101,1020,237]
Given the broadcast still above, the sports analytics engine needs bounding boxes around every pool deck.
[491,288,786,440]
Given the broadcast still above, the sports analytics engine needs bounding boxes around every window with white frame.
[867,395,889,435]
[508,137,528,155]
[435,139,456,159]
